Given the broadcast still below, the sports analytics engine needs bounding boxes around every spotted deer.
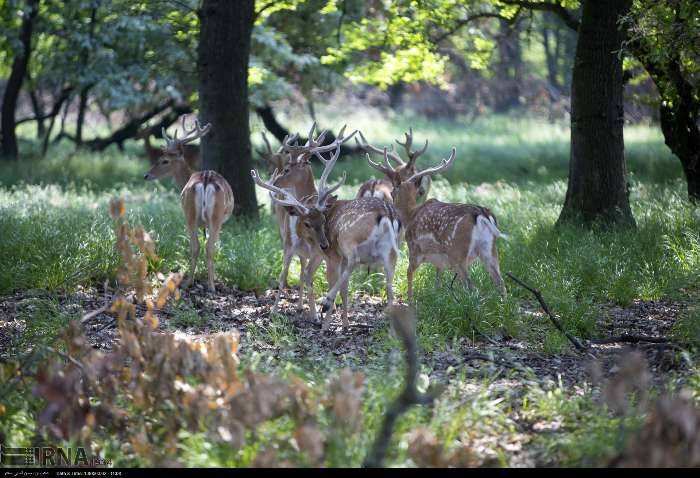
[137,119,201,170]
[316,145,402,330]
[268,124,356,290]
[143,118,234,292]
[252,126,357,310]
[367,148,507,301]
[355,128,432,204]
[254,143,401,331]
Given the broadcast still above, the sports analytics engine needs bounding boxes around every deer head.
[144,117,211,181]
[356,128,432,201]
[251,143,346,251]
[368,146,456,214]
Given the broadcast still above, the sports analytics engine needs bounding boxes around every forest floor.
[2,282,695,466]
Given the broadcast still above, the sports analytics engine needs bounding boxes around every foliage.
[27,199,365,466]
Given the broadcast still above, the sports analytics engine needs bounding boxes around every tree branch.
[432,12,512,44]
[500,0,580,31]
[505,272,591,355]
[363,305,441,468]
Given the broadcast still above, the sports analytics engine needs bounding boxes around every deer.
[267,123,356,291]
[253,142,401,331]
[355,128,432,204]
[137,120,201,170]
[367,147,507,302]
[143,118,234,292]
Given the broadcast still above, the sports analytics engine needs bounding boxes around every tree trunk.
[198,0,258,218]
[27,71,46,139]
[493,19,523,113]
[1,0,39,159]
[557,0,635,228]
[659,95,700,203]
[75,85,92,146]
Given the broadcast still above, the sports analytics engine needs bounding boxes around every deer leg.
[273,248,294,313]
[455,262,475,291]
[298,256,308,310]
[278,247,293,290]
[383,251,397,306]
[322,257,352,331]
[303,255,323,321]
[183,226,200,289]
[206,223,221,292]
[340,277,350,329]
[407,258,417,303]
[483,246,506,298]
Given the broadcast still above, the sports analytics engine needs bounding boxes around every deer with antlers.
[252,141,401,331]
[143,118,234,292]
[355,128,432,204]
[367,147,507,301]
[252,126,356,313]
[137,120,201,170]
[265,123,356,291]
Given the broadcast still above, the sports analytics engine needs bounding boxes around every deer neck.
[394,192,418,227]
[173,160,195,191]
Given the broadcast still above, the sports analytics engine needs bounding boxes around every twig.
[506,272,592,356]
[364,305,440,468]
[590,334,670,345]
[462,352,531,374]
[80,302,110,324]
[40,346,84,370]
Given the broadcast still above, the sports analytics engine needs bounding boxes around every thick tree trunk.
[659,101,700,203]
[198,0,258,218]
[0,0,39,159]
[557,0,635,228]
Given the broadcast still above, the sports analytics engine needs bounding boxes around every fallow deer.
[137,120,201,170]
[355,128,432,204]
[253,143,401,331]
[269,123,355,290]
[367,148,507,301]
[143,118,234,292]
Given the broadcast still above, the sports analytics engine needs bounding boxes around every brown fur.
[391,173,506,301]
[144,133,234,292]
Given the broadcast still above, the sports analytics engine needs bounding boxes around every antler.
[366,148,398,178]
[282,123,357,157]
[162,116,211,151]
[180,118,212,145]
[406,147,456,184]
[250,169,310,215]
[396,128,429,168]
[355,131,405,166]
[314,144,346,209]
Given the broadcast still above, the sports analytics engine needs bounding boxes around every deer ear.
[284,206,298,216]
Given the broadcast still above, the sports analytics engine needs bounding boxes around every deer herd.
[142,117,507,331]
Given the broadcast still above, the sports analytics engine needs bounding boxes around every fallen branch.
[463,352,531,374]
[80,302,110,324]
[364,305,440,468]
[590,334,669,345]
[506,272,591,356]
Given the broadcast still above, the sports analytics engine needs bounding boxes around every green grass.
[1,113,698,467]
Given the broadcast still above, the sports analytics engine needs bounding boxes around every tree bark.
[557,0,635,228]
[198,0,258,218]
[75,85,93,146]
[628,39,700,204]
[493,19,523,113]
[1,0,39,159]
